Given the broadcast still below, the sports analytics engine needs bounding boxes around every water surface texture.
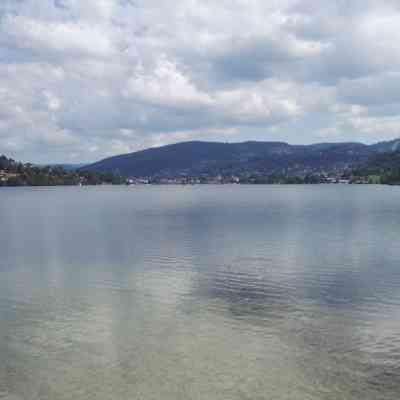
[1,185,400,400]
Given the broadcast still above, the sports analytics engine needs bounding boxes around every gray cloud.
[0,0,400,163]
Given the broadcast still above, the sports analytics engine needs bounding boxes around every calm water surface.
[1,185,400,399]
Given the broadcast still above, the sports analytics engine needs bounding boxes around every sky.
[1,0,400,163]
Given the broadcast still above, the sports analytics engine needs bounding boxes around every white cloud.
[124,58,213,108]
[0,0,400,163]
[3,15,115,58]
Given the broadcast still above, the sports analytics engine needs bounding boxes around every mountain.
[353,149,400,184]
[82,138,400,178]
[46,163,87,171]
[369,138,400,153]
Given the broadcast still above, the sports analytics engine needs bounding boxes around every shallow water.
[1,185,400,399]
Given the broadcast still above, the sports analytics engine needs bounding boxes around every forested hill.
[2,138,400,186]
[0,155,123,186]
[81,139,400,178]
[353,150,400,184]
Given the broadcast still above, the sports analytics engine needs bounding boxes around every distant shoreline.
[1,182,398,188]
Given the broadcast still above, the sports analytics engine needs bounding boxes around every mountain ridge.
[81,138,400,178]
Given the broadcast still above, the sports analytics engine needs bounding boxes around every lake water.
[1,185,400,400]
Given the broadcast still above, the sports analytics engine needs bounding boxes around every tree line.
[0,155,124,186]
[352,150,400,185]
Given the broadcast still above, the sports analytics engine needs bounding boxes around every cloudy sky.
[1,0,400,163]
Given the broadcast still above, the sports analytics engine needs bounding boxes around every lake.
[1,185,400,399]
